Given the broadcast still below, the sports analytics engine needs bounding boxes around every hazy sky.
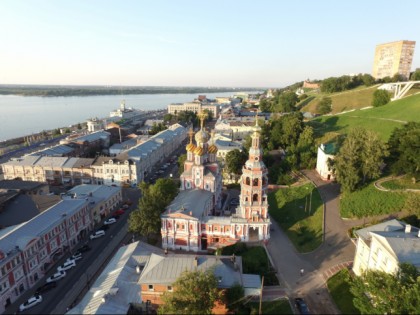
[1,0,419,88]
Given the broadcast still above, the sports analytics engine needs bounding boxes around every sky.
[0,0,419,88]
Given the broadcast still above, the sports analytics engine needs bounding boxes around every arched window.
[253,178,259,186]
[253,194,258,202]
[246,177,250,185]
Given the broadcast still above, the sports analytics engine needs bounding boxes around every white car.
[69,252,82,261]
[104,218,117,225]
[57,259,76,272]
[19,295,43,312]
[90,230,105,240]
[46,271,66,283]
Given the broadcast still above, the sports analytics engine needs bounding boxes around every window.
[148,284,154,291]
[13,268,24,281]
[167,285,173,292]
[50,239,57,251]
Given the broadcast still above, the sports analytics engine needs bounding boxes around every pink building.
[161,114,270,252]
[0,199,91,313]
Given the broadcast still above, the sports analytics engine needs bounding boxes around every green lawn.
[381,175,420,190]
[308,93,420,141]
[327,269,360,314]
[238,300,292,314]
[220,244,279,285]
[340,183,408,218]
[268,183,323,252]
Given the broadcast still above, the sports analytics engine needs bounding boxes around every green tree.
[163,113,173,123]
[128,179,178,241]
[225,149,248,181]
[259,98,272,112]
[350,263,420,315]
[372,89,391,107]
[149,122,167,135]
[77,123,82,130]
[158,269,222,315]
[362,74,375,86]
[295,126,316,169]
[224,283,244,313]
[277,91,298,112]
[316,97,332,115]
[410,69,420,80]
[388,122,420,180]
[334,128,388,192]
[177,153,187,175]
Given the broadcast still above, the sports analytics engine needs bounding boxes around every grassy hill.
[308,92,420,142]
[300,85,420,115]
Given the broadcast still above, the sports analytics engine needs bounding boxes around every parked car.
[104,218,117,225]
[46,271,66,283]
[35,282,57,295]
[76,244,91,253]
[69,252,82,261]
[295,298,310,314]
[57,259,76,272]
[115,209,125,215]
[19,295,43,312]
[90,230,105,240]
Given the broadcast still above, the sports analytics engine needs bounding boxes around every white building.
[352,219,420,276]
[167,101,220,118]
[316,143,337,180]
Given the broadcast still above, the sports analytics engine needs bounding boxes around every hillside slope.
[308,93,420,142]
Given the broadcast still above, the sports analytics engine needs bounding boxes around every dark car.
[77,244,92,253]
[295,298,310,314]
[100,225,109,231]
[35,281,57,295]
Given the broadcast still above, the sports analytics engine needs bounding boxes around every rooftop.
[164,189,213,219]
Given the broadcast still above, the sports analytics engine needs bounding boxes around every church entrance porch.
[248,226,259,242]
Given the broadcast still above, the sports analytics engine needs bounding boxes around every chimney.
[193,256,198,267]
[405,224,411,233]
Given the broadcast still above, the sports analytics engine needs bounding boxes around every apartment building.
[167,101,220,117]
[0,199,91,313]
[372,40,416,80]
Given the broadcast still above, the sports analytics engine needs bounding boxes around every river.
[0,91,251,141]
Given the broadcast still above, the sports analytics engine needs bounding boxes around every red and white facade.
[161,115,270,252]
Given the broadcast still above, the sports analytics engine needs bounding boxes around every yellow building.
[372,40,416,80]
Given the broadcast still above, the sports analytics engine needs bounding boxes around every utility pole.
[259,275,264,315]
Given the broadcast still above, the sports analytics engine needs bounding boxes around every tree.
[259,98,272,112]
[316,97,332,115]
[225,149,248,181]
[372,90,391,107]
[387,122,420,180]
[224,283,244,313]
[350,263,420,315]
[295,126,316,169]
[77,123,82,130]
[128,179,178,240]
[163,113,173,123]
[334,128,388,192]
[177,153,187,175]
[410,69,420,81]
[277,91,298,112]
[149,122,167,135]
[158,269,222,315]
[362,74,375,86]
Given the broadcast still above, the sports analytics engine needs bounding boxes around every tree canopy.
[350,263,420,315]
[333,128,388,192]
[158,269,222,315]
[225,149,248,178]
[316,97,332,115]
[128,179,178,239]
[387,122,420,180]
[372,89,391,107]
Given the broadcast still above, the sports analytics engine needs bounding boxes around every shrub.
[371,89,391,107]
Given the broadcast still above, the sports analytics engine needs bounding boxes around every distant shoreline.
[0,85,263,97]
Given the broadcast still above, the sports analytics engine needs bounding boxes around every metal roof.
[138,253,243,288]
[164,189,213,219]
[0,199,87,255]
[355,219,404,240]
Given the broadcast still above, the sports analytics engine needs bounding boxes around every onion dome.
[194,129,210,145]
[208,144,218,154]
[194,146,205,156]
[186,142,196,152]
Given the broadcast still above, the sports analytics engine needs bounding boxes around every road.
[265,169,356,314]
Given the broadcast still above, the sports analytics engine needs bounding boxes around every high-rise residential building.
[372,40,416,80]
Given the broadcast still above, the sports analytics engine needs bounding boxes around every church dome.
[194,129,210,145]
[208,144,218,154]
[186,143,196,152]
[194,146,205,156]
